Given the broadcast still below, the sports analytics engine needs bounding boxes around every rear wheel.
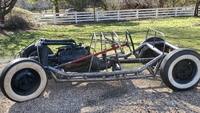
[138,37,170,58]
[0,58,47,102]
[160,48,200,90]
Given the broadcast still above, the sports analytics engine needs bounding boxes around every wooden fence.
[33,7,200,24]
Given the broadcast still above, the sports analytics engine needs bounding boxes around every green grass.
[0,17,200,56]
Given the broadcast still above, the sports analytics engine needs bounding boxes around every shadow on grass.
[75,20,140,28]
[0,30,38,56]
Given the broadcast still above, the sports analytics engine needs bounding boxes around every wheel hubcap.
[172,59,197,84]
[11,69,41,96]
[14,71,35,90]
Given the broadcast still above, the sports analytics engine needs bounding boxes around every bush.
[3,15,33,30]
[2,7,33,30]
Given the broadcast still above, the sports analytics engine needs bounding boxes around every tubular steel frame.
[45,28,179,82]
[16,28,179,82]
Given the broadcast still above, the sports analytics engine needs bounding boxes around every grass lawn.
[0,17,200,56]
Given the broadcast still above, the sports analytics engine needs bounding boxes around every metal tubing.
[29,54,55,60]
[43,42,75,45]
[146,28,165,42]
[89,33,98,72]
[134,43,146,52]
[45,39,76,42]
[165,42,179,50]
[107,52,132,59]
[48,54,165,77]
[146,28,166,54]
[143,41,179,50]
[119,58,153,63]
[50,73,153,82]
[135,41,178,53]
[153,57,163,76]
[126,30,135,52]
[101,32,108,72]
[112,31,122,49]
[111,32,122,70]
[54,61,72,69]
[146,43,163,55]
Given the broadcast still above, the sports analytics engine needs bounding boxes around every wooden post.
[117,10,120,21]
[193,6,195,16]
[54,13,56,24]
[93,1,95,22]
[156,9,158,18]
[175,7,178,17]
[75,12,78,23]
[33,14,35,24]
[96,11,98,22]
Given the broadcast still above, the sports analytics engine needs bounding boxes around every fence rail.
[33,7,200,24]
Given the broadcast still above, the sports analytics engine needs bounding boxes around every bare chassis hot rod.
[1,28,200,102]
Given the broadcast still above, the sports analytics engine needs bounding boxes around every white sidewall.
[168,55,200,89]
[3,62,47,102]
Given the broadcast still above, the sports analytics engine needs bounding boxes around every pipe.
[47,54,165,77]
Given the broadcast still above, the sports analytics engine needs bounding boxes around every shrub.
[3,15,33,30]
[2,7,33,30]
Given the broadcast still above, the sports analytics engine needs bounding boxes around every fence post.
[96,11,99,22]
[117,10,120,21]
[156,8,158,18]
[198,6,200,16]
[193,6,195,16]
[33,14,35,24]
[175,7,178,17]
[136,9,139,19]
[75,12,78,23]
[54,13,57,24]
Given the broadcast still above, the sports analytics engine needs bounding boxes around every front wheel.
[160,48,200,90]
[0,58,47,102]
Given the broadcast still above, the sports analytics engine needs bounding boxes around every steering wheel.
[125,30,135,53]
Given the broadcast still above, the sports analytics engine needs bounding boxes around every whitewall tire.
[160,48,200,90]
[0,58,47,102]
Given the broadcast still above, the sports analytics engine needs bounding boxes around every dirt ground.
[0,57,200,113]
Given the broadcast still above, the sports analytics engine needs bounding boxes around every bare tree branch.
[5,0,13,8]
[0,0,1,6]
[4,0,17,15]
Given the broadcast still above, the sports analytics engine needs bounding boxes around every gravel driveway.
[0,57,200,113]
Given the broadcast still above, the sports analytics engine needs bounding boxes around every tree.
[66,0,106,21]
[91,0,107,21]
[29,0,62,13]
[0,0,18,24]
[194,0,200,16]
[65,0,88,11]
[159,0,164,7]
